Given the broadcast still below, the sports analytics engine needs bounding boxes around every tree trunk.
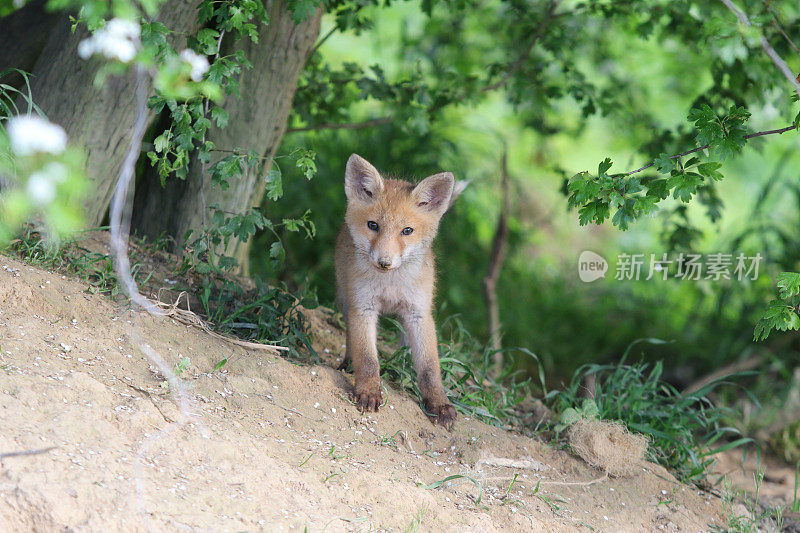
[132,0,323,270]
[21,2,201,227]
[0,0,61,91]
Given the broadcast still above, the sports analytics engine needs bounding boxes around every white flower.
[78,18,141,63]
[25,162,67,206]
[179,49,210,81]
[7,115,68,156]
[27,173,56,206]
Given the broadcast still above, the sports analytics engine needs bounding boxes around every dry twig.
[148,291,288,353]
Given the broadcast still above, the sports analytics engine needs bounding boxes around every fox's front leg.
[403,310,457,429]
[346,308,382,412]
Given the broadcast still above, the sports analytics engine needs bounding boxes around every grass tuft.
[196,276,315,359]
[547,339,754,483]
[8,227,153,296]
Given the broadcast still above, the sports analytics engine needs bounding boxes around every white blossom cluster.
[5,115,69,206]
[7,115,67,156]
[77,18,141,63]
[179,49,210,81]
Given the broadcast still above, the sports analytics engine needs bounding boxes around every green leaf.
[713,135,745,161]
[269,240,285,267]
[209,156,244,189]
[754,299,800,341]
[577,200,610,226]
[264,168,283,201]
[197,0,214,22]
[567,172,600,207]
[776,272,800,299]
[611,199,636,230]
[560,407,581,426]
[196,28,220,53]
[288,0,320,23]
[683,156,701,168]
[233,215,257,241]
[218,256,238,270]
[294,149,317,180]
[668,172,702,203]
[581,398,600,419]
[598,158,612,175]
[697,162,723,180]
[283,217,310,233]
[634,194,659,216]
[646,178,670,200]
[153,134,170,153]
[609,190,624,209]
[654,153,674,174]
[211,106,228,128]
[688,104,722,146]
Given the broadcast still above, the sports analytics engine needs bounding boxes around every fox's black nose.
[378,257,392,269]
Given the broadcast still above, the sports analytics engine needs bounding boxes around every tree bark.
[21,2,201,227]
[132,0,323,270]
[0,0,62,90]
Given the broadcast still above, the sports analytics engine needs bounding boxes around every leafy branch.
[288,0,560,134]
[622,124,797,177]
[754,272,800,341]
[567,104,798,231]
[719,0,800,101]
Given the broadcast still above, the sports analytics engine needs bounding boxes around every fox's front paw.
[428,402,457,430]
[353,388,383,412]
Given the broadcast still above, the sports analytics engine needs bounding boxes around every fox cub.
[334,154,467,429]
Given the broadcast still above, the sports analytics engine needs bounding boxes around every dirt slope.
[0,254,724,532]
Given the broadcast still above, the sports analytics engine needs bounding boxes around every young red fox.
[335,154,467,429]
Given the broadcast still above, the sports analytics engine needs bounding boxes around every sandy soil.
[0,252,729,532]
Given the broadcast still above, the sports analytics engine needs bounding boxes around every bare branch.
[622,125,796,177]
[719,0,800,99]
[770,15,800,57]
[285,117,391,134]
[308,25,338,59]
[484,150,512,371]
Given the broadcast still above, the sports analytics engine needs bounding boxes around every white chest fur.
[352,254,432,316]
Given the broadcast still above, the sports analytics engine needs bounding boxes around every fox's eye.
[367,221,379,231]
[401,227,414,235]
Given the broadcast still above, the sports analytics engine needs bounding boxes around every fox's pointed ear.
[345,154,384,202]
[412,172,455,214]
[447,180,469,210]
